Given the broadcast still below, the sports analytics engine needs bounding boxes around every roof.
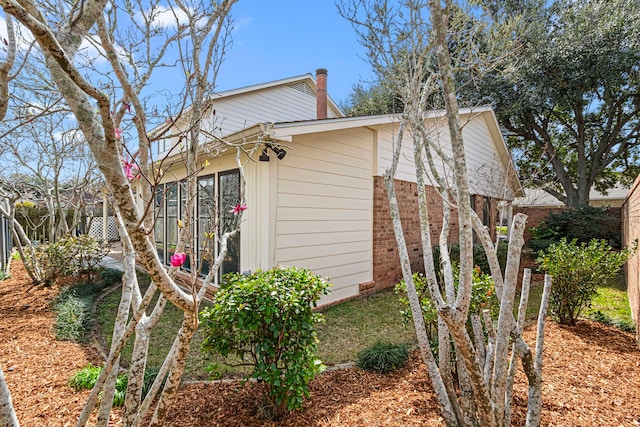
[223,105,524,197]
[514,186,630,207]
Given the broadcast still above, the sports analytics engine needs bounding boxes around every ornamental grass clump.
[537,238,634,325]
[200,266,331,420]
[356,342,410,374]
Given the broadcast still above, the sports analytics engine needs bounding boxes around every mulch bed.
[2,260,640,426]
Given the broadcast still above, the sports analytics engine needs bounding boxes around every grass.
[315,289,417,364]
[587,270,632,323]
[92,267,634,381]
[95,285,416,380]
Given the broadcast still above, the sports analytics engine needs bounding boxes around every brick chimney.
[316,68,328,119]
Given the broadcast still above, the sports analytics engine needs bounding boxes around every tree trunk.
[0,365,19,427]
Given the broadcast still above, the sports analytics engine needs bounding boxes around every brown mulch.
[2,261,640,426]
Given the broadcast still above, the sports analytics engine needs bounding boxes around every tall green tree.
[346,0,640,207]
[474,0,640,207]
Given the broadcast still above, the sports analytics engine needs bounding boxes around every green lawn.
[94,268,633,380]
[95,282,416,380]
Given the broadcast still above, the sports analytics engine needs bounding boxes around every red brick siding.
[622,178,640,347]
[372,177,500,291]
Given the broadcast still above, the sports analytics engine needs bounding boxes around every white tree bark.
[0,365,19,427]
[340,1,552,425]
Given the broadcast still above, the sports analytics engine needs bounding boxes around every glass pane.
[166,184,178,258]
[219,170,240,277]
[180,180,191,271]
[154,185,164,262]
[198,176,216,276]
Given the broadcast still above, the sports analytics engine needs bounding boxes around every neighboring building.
[150,69,523,306]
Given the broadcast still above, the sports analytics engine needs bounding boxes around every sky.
[214,0,375,105]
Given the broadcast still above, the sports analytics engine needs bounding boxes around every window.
[154,169,241,280]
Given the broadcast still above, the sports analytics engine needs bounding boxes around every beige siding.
[376,111,512,199]
[273,128,374,305]
[207,84,338,136]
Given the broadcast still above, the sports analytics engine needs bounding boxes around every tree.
[470,0,640,207]
[0,0,261,426]
[339,1,551,426]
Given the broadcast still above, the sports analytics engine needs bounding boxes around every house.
[150,69,523,307]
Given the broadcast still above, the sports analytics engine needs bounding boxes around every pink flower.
[229,203,247,215]
[114,127,123,140]
[170,252,187,268]
[121,157,139,180]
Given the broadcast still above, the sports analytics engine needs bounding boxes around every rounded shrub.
[356,342,410,374]
[537,238,634,325]
[200,266,331,420]
[529,206,621,251]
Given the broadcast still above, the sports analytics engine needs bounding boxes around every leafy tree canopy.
[345,0,640,207]
[470,0,640,207]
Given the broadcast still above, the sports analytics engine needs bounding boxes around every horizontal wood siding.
[376,112,511,199]
[208,85,318,135]
[274,129,373,305]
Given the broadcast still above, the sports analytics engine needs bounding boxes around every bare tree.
[0,0,263,425]
[339,1,551,426]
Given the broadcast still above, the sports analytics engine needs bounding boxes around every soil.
[2,260,640,427]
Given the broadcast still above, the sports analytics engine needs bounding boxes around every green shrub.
[69,363,102,391]
[529,206,621,251]
[432,242,508,276]
[356,342,410,374]
[54,295,89,342]
[99,268,124,286]
[68,363,128,406]
[395,266,498,342]
[200,266,331,420]
[25,235,109,285]
[537,238,634,325]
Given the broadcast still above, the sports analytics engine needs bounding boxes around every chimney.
[316,68,328,120]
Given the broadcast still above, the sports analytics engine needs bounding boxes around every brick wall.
[512,206,566,243]
[622,178,640,347]
[372,177,500,292]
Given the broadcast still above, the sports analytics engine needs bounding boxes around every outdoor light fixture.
[258,144,287,161]
[259,149,270,162]
[270,144,287,160]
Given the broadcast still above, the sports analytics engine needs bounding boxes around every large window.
[154,168,240,280]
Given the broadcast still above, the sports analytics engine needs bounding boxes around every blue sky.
[215,0,375,105]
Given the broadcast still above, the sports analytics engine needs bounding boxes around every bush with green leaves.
[200,266,331,420]
[395,265,498,343]
[69,363,129,406]
[25,235,109,285]
[529,206,621,252]
[537,238,634,325]
[356,342,410,374]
